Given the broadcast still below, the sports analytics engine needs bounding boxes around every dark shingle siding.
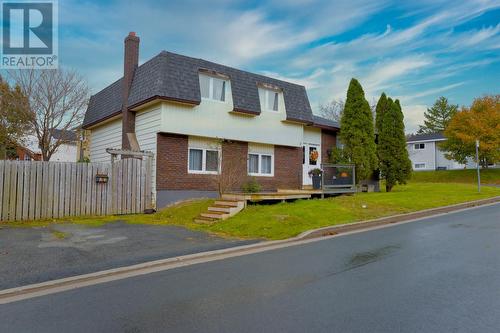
[83,51,313,128]
[406,132,445,142]
[83,78,123,127]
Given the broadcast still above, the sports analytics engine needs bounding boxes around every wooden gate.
[0,158,152,222]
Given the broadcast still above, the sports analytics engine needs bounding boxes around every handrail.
[320,164,356,189]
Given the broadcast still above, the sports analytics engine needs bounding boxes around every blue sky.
[58,0,499,132]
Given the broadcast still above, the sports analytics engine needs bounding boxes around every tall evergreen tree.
[339,78,378,182]
[417,96,458,134]
[375,92,388,135]
[378,98,412,192]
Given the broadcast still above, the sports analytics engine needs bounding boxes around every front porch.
[194,164,356,223]
[223,164,356,202]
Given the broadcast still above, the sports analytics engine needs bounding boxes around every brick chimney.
[122,32,140,151]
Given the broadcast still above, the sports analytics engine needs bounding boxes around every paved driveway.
[0,222,257,290]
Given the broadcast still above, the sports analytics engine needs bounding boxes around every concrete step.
[200,211,228,219]
[214,200,241,207]
[194,216,218,224]
[208,205,234,213]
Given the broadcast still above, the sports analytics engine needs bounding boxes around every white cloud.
[364,57,431,90]
[402,104,427,133]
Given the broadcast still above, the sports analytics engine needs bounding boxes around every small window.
[248,153,273,176]
[199,74,227,102]
[309,147,318,166]
[414,163,426,169]
[248,154,259,174]
[261,155,272,174]
[205,150,219,172]
[189,149,203,171]
[414,143,425,150]
[259,88,280,112]
[188,148,219,174]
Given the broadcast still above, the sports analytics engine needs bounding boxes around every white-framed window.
[199,73,227,102]
[259,88,279,112]
[414,143,425,150]
[414,163,426,169]
[248,153,274,176]
[188,148,220,174]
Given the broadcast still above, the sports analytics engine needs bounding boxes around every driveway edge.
[1,196,499,304]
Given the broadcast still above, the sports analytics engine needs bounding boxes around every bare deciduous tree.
[9,69,89,161]
[319,99,344,122]
[210,139,243,197]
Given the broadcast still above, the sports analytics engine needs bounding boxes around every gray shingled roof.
[83,51,314,128]
[312,115,340,130]
[50,129,79,142]
[406,132,445,142]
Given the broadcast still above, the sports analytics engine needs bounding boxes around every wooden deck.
[222,187,356,202]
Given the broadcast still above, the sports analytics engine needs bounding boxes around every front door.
[302,144,320,186]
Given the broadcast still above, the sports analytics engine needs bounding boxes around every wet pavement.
[0,221,257,290]
[1,203,499,332]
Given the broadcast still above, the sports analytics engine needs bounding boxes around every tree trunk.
[386,184,393,192]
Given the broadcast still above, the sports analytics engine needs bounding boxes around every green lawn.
[411,169,500,185]
[7,182,500,240]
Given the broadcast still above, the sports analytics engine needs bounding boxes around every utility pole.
[476,139,481,193]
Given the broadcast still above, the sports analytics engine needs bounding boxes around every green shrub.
[329,147,350,164]
[242,177,261,193]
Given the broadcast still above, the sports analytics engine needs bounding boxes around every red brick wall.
[321,130,337,164]
[156,133,302,192]
[156,133,218,191]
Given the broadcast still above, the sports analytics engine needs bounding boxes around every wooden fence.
[0,158,152,222]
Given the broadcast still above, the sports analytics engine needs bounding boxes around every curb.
[298,196,500,239]
[1,196,499,304]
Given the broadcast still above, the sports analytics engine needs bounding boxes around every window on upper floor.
[414,143,425,150]
[259,88,279,112]
[199,73,227,102]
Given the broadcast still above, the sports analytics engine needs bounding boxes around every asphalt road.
[1,203,499,333]
[0,221,257,289]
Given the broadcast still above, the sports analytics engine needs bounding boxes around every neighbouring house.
[5,144,42,161]
[22,129,80,162]
[82,32,339,208]
[406,132,475,171]
[49,129,79,162]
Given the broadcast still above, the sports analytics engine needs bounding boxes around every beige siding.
[89,119,122,163]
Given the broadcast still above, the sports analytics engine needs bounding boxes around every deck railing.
[320,164,356,191]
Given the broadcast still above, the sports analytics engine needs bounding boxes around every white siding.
[159,81,303,147]
[89,119,122,163]
[407,139,473,171]
[302,127,321,145]
[136,108,161,201]
[188,136,221,150]
[248,142,274,155]
[50,143,78,162]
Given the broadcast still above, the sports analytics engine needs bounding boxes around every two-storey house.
[82,33,339,208]
[406,132,475,171]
